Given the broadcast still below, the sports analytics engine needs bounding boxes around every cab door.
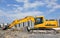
[34,17,45,28]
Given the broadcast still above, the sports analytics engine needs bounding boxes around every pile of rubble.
[0,30,29,38]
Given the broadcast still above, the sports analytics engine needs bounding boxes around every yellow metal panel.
[34,16,58,28]
[8,16,58,29]
[8,16,35,28]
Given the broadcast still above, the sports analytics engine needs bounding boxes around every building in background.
[0,23,8,28]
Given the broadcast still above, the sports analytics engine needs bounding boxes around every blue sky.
[0,0,60,23]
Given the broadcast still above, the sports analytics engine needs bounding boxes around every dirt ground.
[0,29,60,38]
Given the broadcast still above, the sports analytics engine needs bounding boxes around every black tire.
[27,27,30,32]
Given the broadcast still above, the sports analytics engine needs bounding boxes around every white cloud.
[15,0,58,9]
[0,10,6,16]
[24,1,45,8]
[45,0,57,8]
[2,0,60,17]
[45,4,60,16]
[15,0,25,2]
[7,0,60,19]
[0,10,7,22]
[48,5,60,13]
[43,0,60,15]
[7,4,20,7]
[15,0,59,14]
[14,7,23,13]
[0,9,43,21]
[6,11,43,20]
[0,0,60,23]
[15,0,45,8]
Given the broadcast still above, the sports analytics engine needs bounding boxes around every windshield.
[35,17,43,25]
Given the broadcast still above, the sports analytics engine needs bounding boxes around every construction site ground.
[0,29,60,38]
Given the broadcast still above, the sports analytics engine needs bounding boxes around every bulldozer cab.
[35,16,44,25]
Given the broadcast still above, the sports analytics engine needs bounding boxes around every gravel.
[0,30,60,38]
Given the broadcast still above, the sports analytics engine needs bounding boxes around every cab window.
[35,17,43,25]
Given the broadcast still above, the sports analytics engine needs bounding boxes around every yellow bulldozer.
[3,16,59,33]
